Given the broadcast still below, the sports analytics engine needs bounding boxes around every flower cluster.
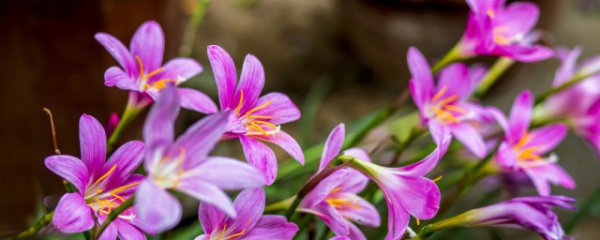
[27,1,600,240]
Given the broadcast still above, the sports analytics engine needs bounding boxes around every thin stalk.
[432,44,466,73]
[106,100,143,153]
[534,73,587,105]
[92,198,135,240]
[265,196,295,212]
[475,57,515,97]
[15,212,54,239]
[179,0,211,57]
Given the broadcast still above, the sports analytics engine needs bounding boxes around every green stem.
[179,0,211,57]
[564,187,600,233]
[432,44,466,73]
[15,212,54,239]
[474,57,515,97]
[265,196,295,212]
[107,100,143,153]
[92,198,135,240]
[534,73,588,105]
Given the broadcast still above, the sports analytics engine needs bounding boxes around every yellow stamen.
[436,95,458,107]
[235,91,244,115]
[226,229,246,239]
[416,218,421,226]
[251,120,278,129]
[145,67,164,79]
[110,182,140,195]
[432,86,448,102]
[242,101,272,118]
[244,115,272,120]
[93,164,117,186]
[110,192,126,202]
[432,176,443,182]
[487,9,495,18]
[325,198,361,210]
[518,146,543,161]
[136,56,144,79]
[443,105,467,114]
[514,133,531,149]
[494,34,510,45]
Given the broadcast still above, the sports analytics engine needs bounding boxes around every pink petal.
[177,88,218,114]
[243,215,299,240]
[319,124,345,172]
[143,86,179,148]
[45,155,89,193]
[407,47,434,110]
[95,33,137,76]
[397,122,450,176]
[135,180,182,233]
[496,2,539,37]
[393,176,441,220]
[450,123,487,158]
[183,157,264,190]
[302,170,350,208]
[437,63,472,99]
[234,54,265,114]
[79,114,107,178]
[314,203,350,236]
[97,220,118,240]
[226,188,265,234]
[198,200,226,234]
[524,164,576,196]
[495,44,554,63]
[259,131,305,165]
[239,135,278,185]
[508,90,533,143]
[553,48,581,86]
[130,21,164,72]
[177,178,235,217]
[526,124,568,155]
[153,57,203,83]
[52,193,94,233]
[173,111,230,169]
[103,140,145,186]
[113,219,146,240]
[207,45,237,109]
[104,67,137,91]
[336,193,381,227]
[251,92,301,125]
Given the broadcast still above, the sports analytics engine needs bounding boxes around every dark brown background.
[1,0,600,238]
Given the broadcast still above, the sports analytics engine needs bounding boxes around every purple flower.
[195,188,298,240]
[541,47,600,154]
[135,87,264,233]
[206,45,304,185]
[96,20,217,113]
[458,0,553,62]
[299,125,381,240]
[320,123,451,240]
[408,47,489,158]
[456,196,575,240]
[45,114,146,239]
[492,90,575,196]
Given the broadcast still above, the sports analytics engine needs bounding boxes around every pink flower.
[492,91,575,196]
[96,20,217,113]
[457,0,553,62]
[45,115,146,239]
[206,45,304,185]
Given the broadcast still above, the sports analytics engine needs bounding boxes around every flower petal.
[103,140,145,186]
[79,114,107,178]
[52,193,94,233]
[437,63,472,99]
[104,67,137,91]
[258,131,305,165]
[198,199,226,234]
[336,193,381,227]
[177,88,218,114]
[144,86,179,148]
[302,170,350,208]
[390,176,441,220]
[234,54,265,114]
[526,124,568,155]
[495,44,554,63]
[408,47,434,110]
[524,164,576,196]
[239,135,278,185]
[130,20,164,72]
[45,155,89,193]
[553,47,581,86]
[154,57,203,83]
[397,122,450,176]
[135,180,182,233]
[384,195,410,240]
[173,111,230,169]
[449,123,487,158]
[95,33,137,76]
[243,215,299,240]
[496,2,539,37]
[320,124,345,172]
[227,188,265,234]
[207,45,237,109]
[314,203,350,236]
[113,219,146,240]
[251,92,301,125]
[508,90,533,143]
[177,178,235,217]
[97,221,118,240]
[183,157,265,190]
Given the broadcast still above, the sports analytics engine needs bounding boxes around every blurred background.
[2,0,600,239]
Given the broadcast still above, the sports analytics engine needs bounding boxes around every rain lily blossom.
[538,47,600,154]
[436,196,575,240]
[492,90,575,196]
[195,188,298,240]
[318,123,451,240]
[45,114,146,239]
[135,87,264,233]
[206,45,304,185]
[299,124,381,240]
[457,0,553,62]
[96,20,217,113]
[408,47,489,158]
